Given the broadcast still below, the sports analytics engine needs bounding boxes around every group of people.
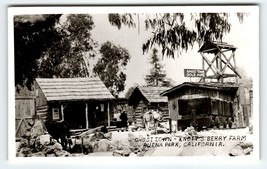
[113,110,128,131]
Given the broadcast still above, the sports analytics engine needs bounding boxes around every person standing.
[114,110,122,128]
[120,110,128,131]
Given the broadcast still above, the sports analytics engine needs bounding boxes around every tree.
[93,41,130,97]
[37,14,97,78]
[108,13,245,58]
[145,48,173,87]
[14,14,62,89]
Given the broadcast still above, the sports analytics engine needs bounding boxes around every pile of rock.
[16,119,70,157]
[229,141,253,156]
[71,130,112,154]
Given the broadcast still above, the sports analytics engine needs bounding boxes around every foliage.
[37,14,97,78]
[14,14,62,88]
[93,41,131,97]
[108,13,245,58]
[145,48,174,87]
[108,13,136,29]
[14,14,97,89]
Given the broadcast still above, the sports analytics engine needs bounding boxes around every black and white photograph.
[8,6,259,160]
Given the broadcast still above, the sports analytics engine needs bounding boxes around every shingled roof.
[35,77,114,101]
[161,82,238,96]
[132,86,170,103]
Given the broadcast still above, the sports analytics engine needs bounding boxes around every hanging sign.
[184,69,204,77]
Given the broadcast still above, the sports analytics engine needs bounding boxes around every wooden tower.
[198,41,241,83]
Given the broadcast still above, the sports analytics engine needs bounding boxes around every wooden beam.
[200,52,218,82]
[202,54,205,82]
[61,104,64,121]
[107,102,110,127]
[217,47,241,78]
[201,52,222,76]
[200,48,218,53]
[85,103,89,129]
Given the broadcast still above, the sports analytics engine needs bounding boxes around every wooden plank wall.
[15,95,36,140]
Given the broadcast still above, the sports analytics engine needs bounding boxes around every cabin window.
[100,104,104,112]
[52,107,60,120]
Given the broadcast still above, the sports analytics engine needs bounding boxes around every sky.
[90,12,258,97]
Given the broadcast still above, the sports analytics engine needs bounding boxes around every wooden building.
[128,86,170,127]
[35,77,115,130]
[161,82,238,130]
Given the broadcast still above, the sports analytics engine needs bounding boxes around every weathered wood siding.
[15,95,36,140]
[168,86,236,121]
[134,99,148,127]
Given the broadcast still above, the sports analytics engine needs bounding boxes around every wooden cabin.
[128,86,170,127]
[161,82,238,130]
[35,77,115,130]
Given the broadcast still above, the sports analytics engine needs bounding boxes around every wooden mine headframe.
[198,41,241,83]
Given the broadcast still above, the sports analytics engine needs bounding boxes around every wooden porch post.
[85,103,89,129]
[61,104,64,121]
[107,102,110,127]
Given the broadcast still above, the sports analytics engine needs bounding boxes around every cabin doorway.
[64,103,86,129]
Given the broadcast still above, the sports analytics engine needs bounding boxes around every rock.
[31,152,45,157]
[243,147,253,155]
[40,134,51,145]
[23,129,32,139]
[137,128,145,131]
[52,142,63,151]
[22,147,32,155]
[97,139,110,152]
[110,140,124,151]
[30,119,47,139]
[129,152,138,157]
[229,146,245,156]
[184,126,197,136]
[113,150,123,156]
[104,133,112,140]
[121,146,132,156]
[83,141,98,153]
[16,149,26,157]
[17,139,28,152]
[43,145,55,155]
[29,138,36,147]
[239,142,253,149]
[46,153,56,157]
[54,150,70,157]
[34,138,43,152]
[128,133,145,150]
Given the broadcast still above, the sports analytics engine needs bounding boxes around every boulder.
[54,150,70,157]
[97,139,110,152]
[128,133,145,150]
[229,146,245,156]
[39,134,51,145]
